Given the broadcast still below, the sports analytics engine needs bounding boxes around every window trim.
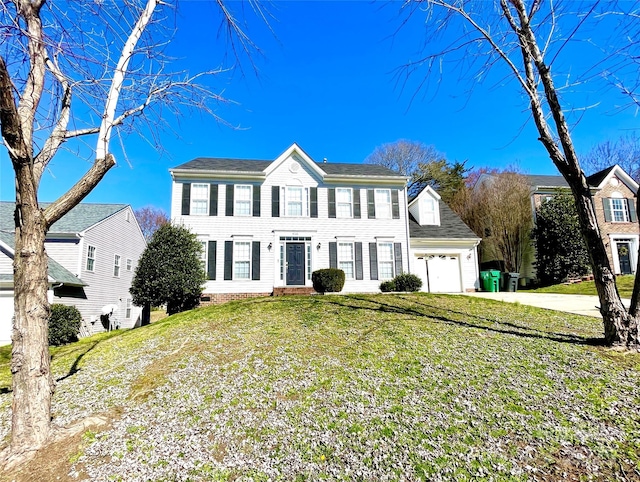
[86,245,96,272]
[126,258,132,271]
[234,184,253,217]
[377,242,395,280]
[190,182,210,216]
[375,189,392,219]
[284,185,309,217]
[113,254,121,278]
[336,187,353,219]
[125,298,132,319]
[610,197,629,223]
[422,197,439,225]
[337,241,355,280]
[233,240,252,280]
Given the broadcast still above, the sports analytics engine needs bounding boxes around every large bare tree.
[0,0,259,462]
[401,0,640,348]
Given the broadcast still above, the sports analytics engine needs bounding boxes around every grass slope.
[529,275,635,298]
[1,294,639,481]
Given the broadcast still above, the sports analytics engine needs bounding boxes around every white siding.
[410,243,480,293]
[52,207,146,334]
[173,153,410,295]
[0,248,13,275]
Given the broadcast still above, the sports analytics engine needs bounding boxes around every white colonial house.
[0,202,147,345]
[170,143,480,303]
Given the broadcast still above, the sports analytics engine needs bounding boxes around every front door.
[286,243,305,285]
[617,242,632,274]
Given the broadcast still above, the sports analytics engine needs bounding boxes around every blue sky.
[1,0,639,215]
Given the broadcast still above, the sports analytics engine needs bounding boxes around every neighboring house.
[529,165,639,277]
[408,186,481,293]
[480,164,639,284]
[0,202,147,345]
[170,143,480,301]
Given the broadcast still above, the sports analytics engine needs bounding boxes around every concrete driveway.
[458,291,631,318]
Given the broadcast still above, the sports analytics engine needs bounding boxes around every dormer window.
[422,197,440,225]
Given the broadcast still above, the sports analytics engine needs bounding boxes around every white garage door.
[427,255,462,293]
[0,291,14,346]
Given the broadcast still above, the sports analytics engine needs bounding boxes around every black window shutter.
[394,242,403,275]
[181,183,191,215]
[329,242,338,269]
[367,190,376,219]
[328,188,336,218]
[310,187,318,218]
[209,184,218,216]
[207,241,217,280]
[355,242,363,280]
[252,241,260,280]
[224,241,233,280]
[272,186,280,217]
[353,189,361,219]
[603,198,612,222]
[253,186,261,217]
[226,185,234,217]
[392,190,400,219]
[369,243,378,280]
[628,199,637,222]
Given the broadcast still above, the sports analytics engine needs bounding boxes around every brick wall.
[199,292,271,306]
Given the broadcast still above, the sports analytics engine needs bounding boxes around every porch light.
[317,243,321,250]
[268,242,273,251]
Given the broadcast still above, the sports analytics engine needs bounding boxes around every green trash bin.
[481,270,500,292]
[486,270,501,292]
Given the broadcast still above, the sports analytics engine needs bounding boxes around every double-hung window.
[338,242,355,280]
[378,242,394,280]
[286,186,304,216]
[86,245,96,272]
[375,189,392,219]
[199,241,207,271]
[126,258,132,271]
[125,299,132,319]
[234,241,251,279]
[336,188,353,218]
[611,198,628,222]
[191,183,209,215]
[113,254,121,277]
[423,197,438,225]
[235,185,252,216]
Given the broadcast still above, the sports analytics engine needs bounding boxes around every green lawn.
[528,274,635,298]
[1,293,639,480]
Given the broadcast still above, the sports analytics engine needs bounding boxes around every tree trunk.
[570,179,638,347]
[10,169,53,455]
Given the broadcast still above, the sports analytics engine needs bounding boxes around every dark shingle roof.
[0,202,126,233]
[0,231,85,286]
[171,157,403,177]
[525,174,570,189]
[409,203,479,240]
[586,166,616,187]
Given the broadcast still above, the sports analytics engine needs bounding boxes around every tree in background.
[131,224,206,316]
[533,192,591,286]
[583,134,640,182]
[464,171,533,274]
[400,0,640,348]
[412,159,470,205]
[0,0,260,459]
[365,139,468,199]
[135,206,170,242]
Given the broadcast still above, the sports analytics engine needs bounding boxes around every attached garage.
[407,186,481,293]
[426,254,462,293]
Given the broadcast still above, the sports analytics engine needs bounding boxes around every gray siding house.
[0,202,147,344]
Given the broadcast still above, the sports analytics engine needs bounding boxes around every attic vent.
[289,161,300,173]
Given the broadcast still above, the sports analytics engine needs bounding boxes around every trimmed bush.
[312,269,345,294]
[49,304,82,346]
[379,280,396,292]
[393,273,423,292]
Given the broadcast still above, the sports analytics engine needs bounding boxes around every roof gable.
[586,164,638,193]
[264,143,326,180]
